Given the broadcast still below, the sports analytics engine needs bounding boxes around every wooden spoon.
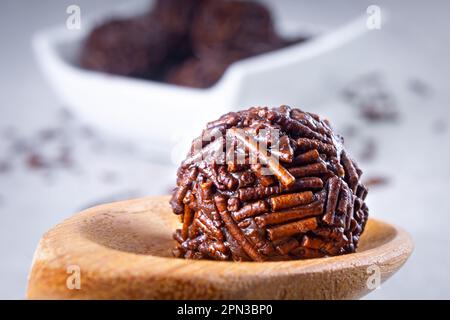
[27,196,413,300]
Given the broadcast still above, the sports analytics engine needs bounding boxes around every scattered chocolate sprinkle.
[342,73,399,122]
[359,138,377,162]
[363,176,390,188]
[0,107,126,180]
[408,78,432,98]
[26,153,47,170]
[361,104,398,122]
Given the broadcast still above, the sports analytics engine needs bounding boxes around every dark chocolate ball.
[151,0,206,61]
[80,15,171,77]
[164,54,240,88]
[170,106,369,261]
[152,0,204,36]
[191,0,283,58]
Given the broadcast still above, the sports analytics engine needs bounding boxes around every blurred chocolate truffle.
[170,106,369,261]
[151,0,205,61]
[152,0,203,36]
[80,0,309,87]
[191,0,283,58]
[165,54,240,88]
[80,16,171,77]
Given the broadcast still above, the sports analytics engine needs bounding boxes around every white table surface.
[0,0,449,299]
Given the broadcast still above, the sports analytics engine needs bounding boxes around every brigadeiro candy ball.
[151,0,204,36]
[170,106,369,261]
[164,52,244,88]
[191,0,284,58]
[80,15,171,77]
[151,0,205,61]
[165,56,230,88]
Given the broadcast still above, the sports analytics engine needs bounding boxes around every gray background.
[0,0,449,299]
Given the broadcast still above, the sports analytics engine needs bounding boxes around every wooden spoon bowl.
[27,196,413,299]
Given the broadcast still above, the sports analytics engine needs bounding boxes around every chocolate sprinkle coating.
[170,106,368,261]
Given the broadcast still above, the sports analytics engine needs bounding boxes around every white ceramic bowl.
[33,0,372,161]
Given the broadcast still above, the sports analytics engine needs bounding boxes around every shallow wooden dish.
[27,196,413,300]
